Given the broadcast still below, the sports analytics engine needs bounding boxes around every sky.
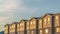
[0,0,60,31]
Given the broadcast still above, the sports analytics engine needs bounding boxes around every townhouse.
[4,24,10,34]
[9,22,18,34]
[4,13,60,34]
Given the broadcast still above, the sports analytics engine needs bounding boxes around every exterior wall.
[26,21,30,34]
[43,15,53,28]
[38,29,43,34]
[38,18,43,29]
[17,31,20,34]
[26,30,30,34]
[54,27,60,34]
[4,13,60,34]
[9,23,17,34]
[30,18,38,34]
[54,14,60,27]
[9,26,12,34]
[19,21,24,34]
[30,29,36,34]
[43,28,52,34]
[54,14,60,34]
[20,31,24,34]
[17,23,20,34]
[38,18,43,34]
[4,25,9,34]
[19,20,26,34]
[30,19,36,29]
[43,14,54,34]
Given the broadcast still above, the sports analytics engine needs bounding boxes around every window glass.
[44,18,46,25]
[40,30,43,34]
[48,17,51,27]
[31,21,33,25]
[55,16,59,26]
[44,18,46,22]
[45,29,48,33]
[33,21,36,24]
[55,16,59,20]
[31,31,34,34]
[48,18,50,22]
[56,28,60,32]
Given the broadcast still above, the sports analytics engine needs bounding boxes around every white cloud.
[0,0,23,31]
[0,0,39,31]
[0,0,22,12]
[0,16,10,23]
[4,0,17,9]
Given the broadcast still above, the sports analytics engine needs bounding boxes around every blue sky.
[0,0,60,31]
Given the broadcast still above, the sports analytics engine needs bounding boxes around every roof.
[4,24,10,27]
[43,13,53,18]
[10,22,18,26]
[19,19,28,24]
[38,17,43,20]
[30,17,40,21]
[54,13,60,16]
[12,22,18,24]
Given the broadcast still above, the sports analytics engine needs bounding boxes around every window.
[12,24,15,28]
[31,31,34,34]
[48,17,51,27]
[27,31,29,33]
[12,26,15,28]
[21,23,23,25]
[48,18,50,22]
[31,21,33,24]
[20,23,24,30]
[33,20,36,24]
[55,16,59,26]
[55,16,59,20]
[45,29,48,33]
[13,25,15,28]
[39,20,42,29]
[20,23,22,31]
[40,30,43,34]
[55,16,59,22]
[44,18,46,22]
[44,18,46,25]
[27,22,29,25]
[56,28,60,32]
